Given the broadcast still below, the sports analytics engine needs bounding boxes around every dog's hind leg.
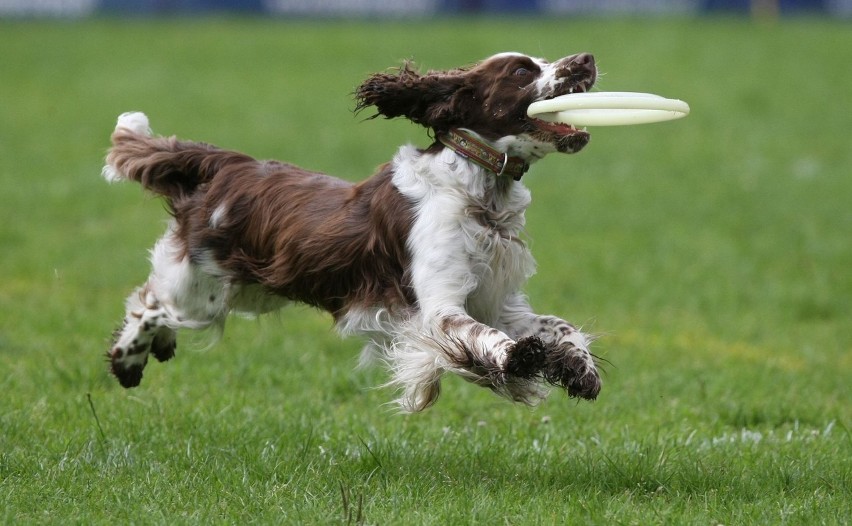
[108,226,228,387]
[108,284,177,387]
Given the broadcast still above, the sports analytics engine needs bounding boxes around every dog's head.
[355,52,597,159]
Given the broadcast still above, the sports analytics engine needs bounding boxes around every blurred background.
[1,0,850,18]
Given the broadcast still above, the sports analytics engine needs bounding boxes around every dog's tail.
[102,112,249,203]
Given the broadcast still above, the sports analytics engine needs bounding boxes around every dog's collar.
[438,129,529,181]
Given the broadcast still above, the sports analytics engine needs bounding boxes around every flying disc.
[528,92,690,126]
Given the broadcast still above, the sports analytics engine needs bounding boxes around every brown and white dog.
[103,51,602,411]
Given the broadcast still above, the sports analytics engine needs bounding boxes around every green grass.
[1,16,850,525]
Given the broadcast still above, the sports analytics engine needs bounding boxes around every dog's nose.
[567,53,595,70]
[555,53,597,89]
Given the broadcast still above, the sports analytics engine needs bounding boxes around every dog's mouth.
[527,78,594,153]
[530,116,587,139]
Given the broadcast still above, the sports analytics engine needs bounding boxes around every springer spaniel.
[103,51,602,411]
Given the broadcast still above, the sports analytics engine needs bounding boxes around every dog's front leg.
[399,208,550,408]
[384,304,549,412]
[413,308,549,403]
[433,309,548,381]
[498,293,601,400]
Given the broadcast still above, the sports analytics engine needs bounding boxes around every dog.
[103,51,602,411]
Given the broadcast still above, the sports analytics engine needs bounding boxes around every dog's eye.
[514,67,531,77]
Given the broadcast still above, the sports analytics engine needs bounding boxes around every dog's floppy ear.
[355,61,470,132]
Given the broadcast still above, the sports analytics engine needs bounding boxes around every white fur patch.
[209,203,228,229]
[395,135,536,324]
[101,164,122,183]
[116,111,151,136]
[101,112,152,183]
[147,227,227,329]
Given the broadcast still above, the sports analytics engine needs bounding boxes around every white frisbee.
[527,92,690,126]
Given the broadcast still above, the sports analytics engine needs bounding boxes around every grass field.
[1,16,850,524]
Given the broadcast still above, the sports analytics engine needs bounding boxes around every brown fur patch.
[196,160,412,316]
[107,128,416,318]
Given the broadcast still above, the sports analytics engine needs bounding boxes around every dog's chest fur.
[462,201,536,325]
[394,145,536,326]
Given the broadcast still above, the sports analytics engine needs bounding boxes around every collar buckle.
[496,152,509,177]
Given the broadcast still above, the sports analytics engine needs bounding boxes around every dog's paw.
[150,329,177,362]
[543,345,601,400]
[107,346,148,388]
[107,321,152,388]
[504,336,548,379]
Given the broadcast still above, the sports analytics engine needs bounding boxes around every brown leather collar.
[438,129,529,181]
